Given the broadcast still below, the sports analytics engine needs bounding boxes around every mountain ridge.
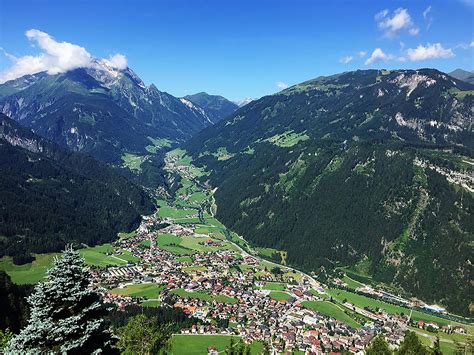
[184,68,474,315]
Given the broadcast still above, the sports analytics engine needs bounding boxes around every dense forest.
[0,114,154,261]
[185,69,474,315]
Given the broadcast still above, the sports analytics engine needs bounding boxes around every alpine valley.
[1,63,473,353]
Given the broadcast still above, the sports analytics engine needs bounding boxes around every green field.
[121,153,146,172]
[342,275,365,290]
[262,282,287,291]
[170,289,237,303]
[301,300,361,328]
[157,200,197,219]
[110,283,165,299]
[79,244,128,267]
[328,289,465,327]
[141,300,161,307]
[188,191,208,204]
[145,137,172,153]
[170,335,263,355]
[0,253,59,284]
[269,291,292,301]
[265,130,309,147]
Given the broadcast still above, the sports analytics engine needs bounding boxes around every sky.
[0,0,473,101]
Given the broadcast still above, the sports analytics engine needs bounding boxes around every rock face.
[185,69,474,316]
[0,61,226,162]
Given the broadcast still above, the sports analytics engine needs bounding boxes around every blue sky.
[0,0,473,101]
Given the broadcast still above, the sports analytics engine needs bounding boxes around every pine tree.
[397,331,428,355]
[366,334,392,355]
[6,246,116,354]
[432,336,442,355]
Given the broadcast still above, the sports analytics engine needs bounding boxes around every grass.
[79,244,128,267]
[328,289,463,327]
[269,291,292,301]
[170,335,265,355]
[177,256,193,263]
[170,289,237,303]
[145,137,172,153]
[157,200,197,219]
[121,153,146,172]
[409,326,469,355]
[188,191,208,204]
[342,275,365,290]
[110,283,165,299]
[262,282,287,291]
[141,300,161,307]
[301,300,361,328]
[265,130,310,147]
[0,253,59,284]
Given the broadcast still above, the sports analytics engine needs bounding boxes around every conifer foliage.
[7,246,116,354]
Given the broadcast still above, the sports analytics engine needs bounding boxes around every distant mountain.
[0,60,216,163]
[185,69,474,316]
[449,68,474,85]
[0,113,154,261]
[234,98,254,107]
[183,92,238,122]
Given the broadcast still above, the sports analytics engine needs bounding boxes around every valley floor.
[1,148,472,354]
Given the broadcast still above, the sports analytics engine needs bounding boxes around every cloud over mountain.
[0,30,127,83]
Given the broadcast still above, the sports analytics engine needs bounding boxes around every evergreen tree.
[117,314,171,355]
[432,336,442,355]
[6,247,116,354]
[397,331,428,355]
[366,334,392,355]
[0,329,13,351]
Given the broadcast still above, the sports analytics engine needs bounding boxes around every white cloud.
[376,8,419,37]
[0,29,128,83]
[365,48,390,65]
[103,54,128,69]
[423,5,433,29]
[406,43,454,61]
[357,51,367,58]
[471,41,474,48]
[423,5,432,19]
[276,81,289,90]
[339,55,353,64]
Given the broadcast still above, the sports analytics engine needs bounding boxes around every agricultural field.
[110,283,165,299]
[341,275,365,290]
[170,289,237,303]
[156,200,197,219]
[121,153,147,172]
[79,244,129,267]
[269,291,292,301]
[145,137,173,153]
[262,282,287,291]
[170,335,264,355]
[0,253,59,284]
[141,300,161,307]
[264,130,309,147]
[301,300,361,328]
[328,289,469,328]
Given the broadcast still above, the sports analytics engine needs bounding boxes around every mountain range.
[0,113,154,262]
[185,68,474,315]
[1,63,472,316]
[450,68,474,85]
[0,60,238,163]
